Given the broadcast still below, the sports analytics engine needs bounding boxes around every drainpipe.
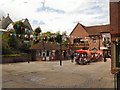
[99,35,101,50]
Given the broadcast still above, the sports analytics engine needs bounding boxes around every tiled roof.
[85,24,110,35]
[70,23,110,36]
[29,42,68,50]
[24,18,33,31]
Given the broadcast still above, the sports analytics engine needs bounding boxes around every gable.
[0,16,13,29]
[24,18,33,31]
[70,23,89,37]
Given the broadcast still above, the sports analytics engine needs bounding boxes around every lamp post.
[60,42,62,66]
[59,35,62,66]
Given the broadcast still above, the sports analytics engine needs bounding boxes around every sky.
[0,0,110,35]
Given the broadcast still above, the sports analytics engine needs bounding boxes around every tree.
[13,21,26,34]
[56,30,60,35]
[62,31,67,35]
[8,35,17,48]
[2,33,14,54]
[35,27,41,35]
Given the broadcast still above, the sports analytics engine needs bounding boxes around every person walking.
[76,54,80,64]
[104,53,107,62]
[71,53,74,63]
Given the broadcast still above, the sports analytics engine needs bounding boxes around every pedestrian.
[86,55,90,65]
[76,54,80,64]
[71,53,74,63]
[104,53,107,62]
[96,53,99,61]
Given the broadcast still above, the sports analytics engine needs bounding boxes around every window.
[73,38,84,43]
[43,53,45,57]
[51,51,53,55]
[39,51,41,56]
[93,39,97,43]
[47,51,49,56]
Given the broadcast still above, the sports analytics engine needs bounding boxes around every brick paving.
[2,59,114,88]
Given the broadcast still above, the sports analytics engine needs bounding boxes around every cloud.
[39,21,45,25]
[32,20,38,25]
[0,10,5,19]
[0,0,109,34]
[36,0,65,14]
[24,2,28,4]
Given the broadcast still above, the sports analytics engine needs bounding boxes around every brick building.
[110,1,120,74]
[69,23,111,56]
[29,41,69,61]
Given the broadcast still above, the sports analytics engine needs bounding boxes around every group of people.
[71,52,104,65]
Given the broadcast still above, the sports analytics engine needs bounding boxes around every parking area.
[2,59,114,88]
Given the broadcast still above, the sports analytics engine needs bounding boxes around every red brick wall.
[2,55,31,64]
[88,38,101,50]
[110,2,120,74]
[69,23,108,51]
[70,23,89,44]
[110,2,119,34]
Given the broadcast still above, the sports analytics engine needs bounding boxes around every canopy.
[76,49,87,53]
[90,50,103,53]
[76,49,90,53]
[90,51,97,53]
[76,49,103,54]
[97,50,103,53]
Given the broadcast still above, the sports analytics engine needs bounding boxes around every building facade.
[69,23,111,56]
[29,41,69,61]
[110,1,120,74]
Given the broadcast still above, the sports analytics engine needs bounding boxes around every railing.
[69,43,89,46]
[68,43,89,49]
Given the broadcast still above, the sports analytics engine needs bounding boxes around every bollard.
[114,73,117,90]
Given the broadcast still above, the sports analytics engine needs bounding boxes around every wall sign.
[116,43,120,67]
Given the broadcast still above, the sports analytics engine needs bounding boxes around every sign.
[116,44,120,67]
[113,39,120,71]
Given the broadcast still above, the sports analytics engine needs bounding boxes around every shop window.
[81,41,84,43]
[39,51,41,56]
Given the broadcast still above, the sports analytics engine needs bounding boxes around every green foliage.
[35,27,41,35]
[40,31,70,47]
[2,32,14,55]
[2,46,14,55]
[55,35,62,43]
[8,35,17,48]
[42,31,55,35]
[13,21,26,34]
[2,31,30,55]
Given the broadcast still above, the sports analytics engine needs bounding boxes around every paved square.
[2,59,114,88]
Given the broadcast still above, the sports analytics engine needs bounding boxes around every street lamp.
[59,35,62,66]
